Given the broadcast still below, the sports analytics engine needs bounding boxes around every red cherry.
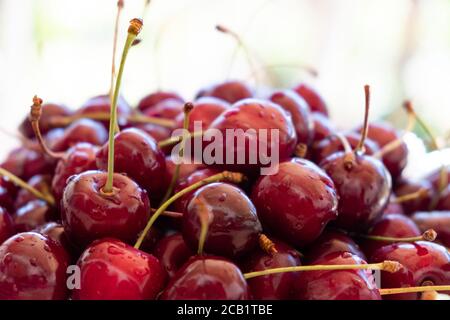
[19,103,71,138]
[142,98,184,120]
[294,252,381,300]
[61,170,150,247]
[164,156,201,194]
[412,211,450,248]
[293,83,329,116]
[1,146,55,180]
[34,222,76,259]
[394,179,433,214]
[269,89,313,145]
[161,255,249,300]
[383,197,405,215]
[251,158,338,247]
[240,239,302,300]
[0,232,69,300]
[137,91,184,112]
[425,167,450,190]
[437,186,450,210]
[72,238,166,300]
[0,207,14,244]
[153,233,193,278]
[0,177,17,212]
[13,200,54,233]
[196,80,253,104]
[133,123,171,143]
[371,241,450,300]
[14,174,52,209]
[310,112,335,144]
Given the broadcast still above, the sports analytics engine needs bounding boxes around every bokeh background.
[0,0,449,178]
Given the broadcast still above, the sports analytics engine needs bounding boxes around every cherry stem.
[150,208,183,219]
[393,188,429,204]
[356,229,437,243]
[195,197,210,255]
[355,85,371,153]
[0,167,55,206]
[158,130,204,148]
[29,96,65,160]
[103,18,143,195]
[294,143,308,158]
[159,102,194,205]
[134,171,245,249]
[259,234,277,254]
[243,260,402,280]
[380,285,450,296]
[333,133,353,154]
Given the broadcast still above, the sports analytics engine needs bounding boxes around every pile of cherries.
[0,18,449,301]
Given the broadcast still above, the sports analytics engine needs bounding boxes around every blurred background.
[0,0,449,177]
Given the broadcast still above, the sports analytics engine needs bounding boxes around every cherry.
[208,98,297,173]
[436,186,450,210]
[14,174,53,209]
[251,158,338,247]
[50,119,108,152]
[72,238,166,300]
[310,112,335,144]
[182,182,262,258]
[240,239,302,300]
[360,213,421,258]
[19,102,71,138]
[161,255,249,300]
[13,200,54,232]
[196,80,253,104]
[305,230,366,262]
[1,146,54,180]
[394,179,433,214]
[0,207,14,244]
[133,123,171,143]
[0,177,16,212]
[142,98,184,120]
[0,232,69,300]
[164,156,201,193]
[412,211,450,248]
[34,222,76,259]
[425,167,450,190]
[294,252,381,300]
[137,91,184,112]
[153,233,193,278]
[371,241,450,300]
[383,196,405,215]
[96,128,166,200]
[292,83,329,116]
[269,89,313,146]
[52,143,99,204]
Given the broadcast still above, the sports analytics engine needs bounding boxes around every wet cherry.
[13,200,54,232]
[153,233,193,278]
[412,211,450,248]
[293,83,329,116]
[137,91,183,112]
[196,80,253,104]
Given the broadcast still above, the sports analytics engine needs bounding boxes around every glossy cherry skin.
[311,132,379,164]
[0,207,14,244]
[269,89,313,145]
[137,91,184,112]
[50,119,108,152]
[412,211,450,248]
[34,222,76,259]
[356,122,408,180]
[72,238,166,300]
[383,196,405,215]
[13,200,54,232]
[294,252,381,300]
[1,146,55,180]
[0,177,17,212]
[61,170,150,248]
[154,233,193,278]
[240,239,302,300]
[361,213,421,258]
[174,97,229,131]
[394,179,433,214]
[14,174,52,209]
[320,152,392,231]
[305,230,366,262]
[142,98,184,120]
[208,98,297,173]
[310,112,335,144]
[251,158,338,247]
[52,143,99,204]
[161,255,249,300]
[19,103,72,138]
[196,80,253,104]
[293,83,329,116]
[96,128,166,201]
[133,123,171,143]
[182,182,262,258]
[164,156,201,192]
[0,232,69,300]
[371,241,450,300]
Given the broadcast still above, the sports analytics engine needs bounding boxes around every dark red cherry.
[182,182,262,258]
[293,83,329,116]
[0,177,16,212]
[0,232,69,300]
[13,200,54,232]
[371,241,450,300]
[361,213,421,258]
[383,196,405,215]
[174,97,229,131]
[1,146,54,180]
[0,207,14,244]
[196,80,253,104]
[52,143,99,204]
[208,98,297,173]
[320,152,392,231]
[437,186,450,210]
[425,167,450,190]
[269,89,313,145]
[412,211,450,248]
[19,103,71,138]
[356,122,408,180]
[306,230,366,262]
[161,255,249,300]
[164,156,201,192]
[310,112,335,144]
[96,128,166,201]
[50,119,108,152]
[142,98,184,120]
[394,179,433,214]
[251,158,338,247]
[154,233,193,278]
[133,123,171,143]
[61,170,150,247]
[34,222,76,258]
[240,239,302,300]
[72,238,166,300]
[14,174,52,209]
[137,91,184,112]
[294,252,381,300]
